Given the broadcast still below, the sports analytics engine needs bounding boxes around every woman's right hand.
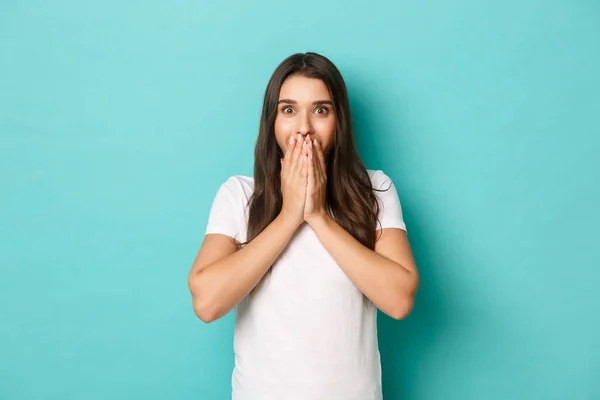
[280,134,309,228]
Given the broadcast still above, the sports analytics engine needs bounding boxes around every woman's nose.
[296,112,313,136]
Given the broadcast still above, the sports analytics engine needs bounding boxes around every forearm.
[308,213,418,319]
[192,214,299,322]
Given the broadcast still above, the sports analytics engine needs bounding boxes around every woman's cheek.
[275,119,293,151]
[316,120,336,150]
[275,118,294,136]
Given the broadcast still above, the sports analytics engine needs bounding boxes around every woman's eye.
[315,107,329,115]
[282,106,294,114]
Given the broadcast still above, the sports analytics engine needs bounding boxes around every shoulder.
[218,175,255,197]
[367,169,395,190]
[367,169,406,230]
[222,175,254,192]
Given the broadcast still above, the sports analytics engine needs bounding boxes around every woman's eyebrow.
[277,99,333,105]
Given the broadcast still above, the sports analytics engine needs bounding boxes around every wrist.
[276,211,303,232]
[305,209,329,228]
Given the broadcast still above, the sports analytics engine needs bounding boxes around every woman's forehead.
[279,75,331,101]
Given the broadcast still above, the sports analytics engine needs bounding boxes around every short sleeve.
[372,170,407,232]
[205,177,247,241]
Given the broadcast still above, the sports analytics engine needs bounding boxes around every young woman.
[188,52,419,400]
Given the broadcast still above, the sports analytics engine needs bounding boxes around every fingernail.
[290,136,295,144]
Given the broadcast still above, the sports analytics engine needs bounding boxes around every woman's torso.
[230,175,383,400]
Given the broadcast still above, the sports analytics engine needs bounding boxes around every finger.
[313,139,327,178]
[307,150,314,189]
[292,134,303,160]
[280,159,284,190]
[283,136,296,173]
[291,135,305,171]
[310,140,321,179]
[284,135,296,162]
[304,138,310,156]
[302,154,309,181]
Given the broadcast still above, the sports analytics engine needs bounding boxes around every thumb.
[306,154,313,189]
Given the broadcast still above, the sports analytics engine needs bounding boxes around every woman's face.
[274,75,336,156]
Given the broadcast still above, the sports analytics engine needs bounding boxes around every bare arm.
[188,134,310,323]
[188,214,300,323]
[304,139,419,320]
[308,216,419,320]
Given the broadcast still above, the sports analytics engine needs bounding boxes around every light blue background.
[1,1,599,399]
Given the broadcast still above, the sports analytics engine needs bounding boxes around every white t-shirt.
[205,170,407,400]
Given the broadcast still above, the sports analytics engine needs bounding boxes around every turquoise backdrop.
[1,1,598,399]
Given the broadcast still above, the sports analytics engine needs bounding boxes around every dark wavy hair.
[245,52,381,249]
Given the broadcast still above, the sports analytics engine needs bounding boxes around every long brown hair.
[246,52,381,249]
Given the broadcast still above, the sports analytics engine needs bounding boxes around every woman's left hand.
[304,139,328,223]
